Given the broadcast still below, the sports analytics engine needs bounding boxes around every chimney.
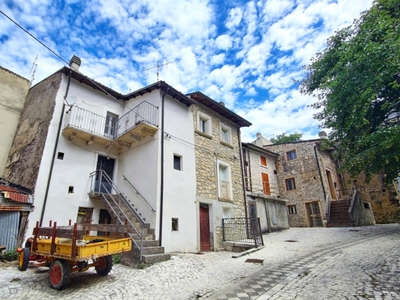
[69,55,81,71]
[219,101,225,107]
[318,131,328,139]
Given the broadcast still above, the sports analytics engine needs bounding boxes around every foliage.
[112,254,121,264]
[270,133,302,144]
[300,0,400,182]
[1,249,18,261]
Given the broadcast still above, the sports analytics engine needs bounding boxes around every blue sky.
[0,0,373,142]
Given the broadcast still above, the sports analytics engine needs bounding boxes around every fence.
[222,218,263,248]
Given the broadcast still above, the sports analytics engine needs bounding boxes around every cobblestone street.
[1,224,399,299]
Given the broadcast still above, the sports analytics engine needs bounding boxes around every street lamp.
[385,109,400,125]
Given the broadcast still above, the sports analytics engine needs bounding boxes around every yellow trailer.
[17,221,132,290]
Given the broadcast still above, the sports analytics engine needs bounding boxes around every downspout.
[40,70,72,226]
[158,87,169,247]
[314,144,326,200]
[238,129,248,224]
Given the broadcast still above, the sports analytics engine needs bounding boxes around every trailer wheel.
[95,255,113,276]
[18,248,30,271]
[49,259,70,290]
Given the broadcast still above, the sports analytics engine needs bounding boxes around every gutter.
[238,128,249,229]
[40,70,72,226]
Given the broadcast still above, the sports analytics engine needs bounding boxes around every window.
[105,112,118,137]
[260,156,267,166]
[220,123,232,145]
[286,150,297,161]
[262,172,270,195]
[172,218,179,231]
[197,112,212,136]
[288,205,297,214]
[285,178,296,191]
[173,154,182,171]
[57,152,64,160]
[218,161,232,200]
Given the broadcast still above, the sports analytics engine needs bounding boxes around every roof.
[187,91,252,127]
[0,185,32,204]
[242,143,280,158]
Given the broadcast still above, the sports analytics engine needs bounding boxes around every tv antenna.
[30,55,38,83]
[144,61,173,81]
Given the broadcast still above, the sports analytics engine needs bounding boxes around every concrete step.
[141,246,166,255]
[142,253,171,264]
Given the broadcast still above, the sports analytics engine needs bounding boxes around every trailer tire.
[18,248,30,271]
[49,259,70,290]
[95,255,113,276]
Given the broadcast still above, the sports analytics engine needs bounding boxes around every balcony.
[62,101,159,149]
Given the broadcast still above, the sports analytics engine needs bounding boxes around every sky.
[0,0,373,142]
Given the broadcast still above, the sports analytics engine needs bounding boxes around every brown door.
[306,202,323,227]
[261,172,270,195]
[200,204,210,251]
[326,170,337,199]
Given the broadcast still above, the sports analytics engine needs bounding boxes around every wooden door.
[199,204,210,251]
[306,202,323,227]
[262,172,270,195]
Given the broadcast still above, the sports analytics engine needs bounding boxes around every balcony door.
[95,155,115,193]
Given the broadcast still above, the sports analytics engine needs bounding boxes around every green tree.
[300,0,400,182]
[271,133,302,144]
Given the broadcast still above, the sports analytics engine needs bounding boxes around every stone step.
[141,246,166,255]
[142,253,171,264]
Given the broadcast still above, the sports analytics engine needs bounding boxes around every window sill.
[220,141,233,148]
[218,198,234,203]
[195,130,213,139]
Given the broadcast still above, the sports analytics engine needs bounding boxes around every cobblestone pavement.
[0,224,399,299]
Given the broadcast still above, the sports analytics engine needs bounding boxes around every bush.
[3,249,18,261]
[112,254,121,264]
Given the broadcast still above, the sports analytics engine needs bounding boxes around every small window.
[260,156,267,166]
[218,161,232,200]
[286,150,297,161]
[174,155,182,171]
[57,152,64,160]
[172,218,179,231]
[220,123,231,145]
[288,205,297,214]
[285,178,296,191]
[68,186,74,194]
[197,112,212,136]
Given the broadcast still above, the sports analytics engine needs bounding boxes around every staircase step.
[141,246,166,255]
[142,253,171,264]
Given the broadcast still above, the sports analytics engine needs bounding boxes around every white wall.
[162,94,197,252]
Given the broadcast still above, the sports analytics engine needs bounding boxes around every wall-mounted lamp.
[384,109,400,126]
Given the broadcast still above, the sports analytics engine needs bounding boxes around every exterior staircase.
[327,200,354,227]
[89,170,170,264]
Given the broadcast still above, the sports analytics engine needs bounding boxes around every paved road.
[1,224,399,299]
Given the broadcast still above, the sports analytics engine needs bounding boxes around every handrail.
[325,193,331,222]
[89,170,145,260]
[123,175,156,212]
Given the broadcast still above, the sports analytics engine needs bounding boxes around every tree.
[300,0,400,182]
[271,133,302,144]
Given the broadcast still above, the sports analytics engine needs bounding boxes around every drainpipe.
[238,129,248,225]
[314,143,326,200]
[40,70,72,226]
[158,87,169,246]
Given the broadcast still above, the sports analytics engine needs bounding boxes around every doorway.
[326,170,337,199]
[77,207,93,224]
[98,209,112,236]
[95,155,115,193]
[199,204,210,251]
[305,202,323,227]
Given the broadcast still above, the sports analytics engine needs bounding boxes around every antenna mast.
[30,55,38,82]
[144,61,173,81]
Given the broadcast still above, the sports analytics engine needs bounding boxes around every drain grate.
[245,258,264,264]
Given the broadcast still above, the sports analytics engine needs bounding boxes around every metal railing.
[222,218,263,248]
[115,101,158,139]
[89,169,145,260]
[122,175,156,212]
[65,101,158,140]
[325,193,331,222]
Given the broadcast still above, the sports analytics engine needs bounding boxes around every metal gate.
[0,211,19,250]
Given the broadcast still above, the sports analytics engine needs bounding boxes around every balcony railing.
[63,101,159,145]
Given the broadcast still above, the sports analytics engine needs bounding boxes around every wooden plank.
[81,224,130,233]
[33,228,85,239]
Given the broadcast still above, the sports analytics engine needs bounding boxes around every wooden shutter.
[262,172,270,195]
[260,156,267,166]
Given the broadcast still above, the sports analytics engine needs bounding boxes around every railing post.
[222,219,225,242]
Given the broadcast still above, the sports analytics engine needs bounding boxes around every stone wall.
[4,73,62,191]
[0,67,30,177]
[264,140,341,227]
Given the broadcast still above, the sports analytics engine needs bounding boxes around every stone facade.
[4,73,61,191]
[264,139,344,227]
[188,92,250,250]
[0,67,30,178]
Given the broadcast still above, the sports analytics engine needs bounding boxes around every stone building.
[242,142,289,233]
[262,135,345,227]
[187,92,251,251]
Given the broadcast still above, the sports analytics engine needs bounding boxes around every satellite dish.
[65,96,77,106]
